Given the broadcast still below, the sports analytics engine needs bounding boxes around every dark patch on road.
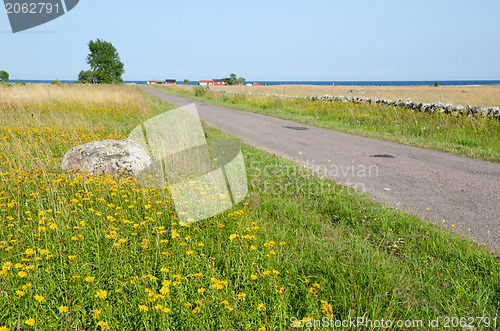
[283,126,309,131]
[372,154,395,158]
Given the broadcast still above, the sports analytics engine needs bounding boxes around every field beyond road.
[206,83,500,108]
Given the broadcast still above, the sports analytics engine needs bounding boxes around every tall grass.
[0,85,499,330]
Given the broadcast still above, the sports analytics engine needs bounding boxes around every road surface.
[142,87,500,249]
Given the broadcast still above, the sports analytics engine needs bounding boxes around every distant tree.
[86,39,124,84]
[0,70,9,82]
[434,81,439,87]
[237,77,246,85]
[223,73,240,86]
[184,79,190,85]
[78,70,95,84]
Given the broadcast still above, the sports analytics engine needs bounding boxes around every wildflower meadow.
[0,84,499,330]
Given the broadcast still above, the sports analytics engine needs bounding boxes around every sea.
[7,79,500,86]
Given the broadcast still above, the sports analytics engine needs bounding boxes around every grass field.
[158,85,500,163]
[204,84,500,108]
[1,84,500,330]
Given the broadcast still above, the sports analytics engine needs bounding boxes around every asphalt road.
[142,87,500,249]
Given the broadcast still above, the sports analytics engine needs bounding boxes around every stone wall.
[306,95,500,119]
[217,90,500,120]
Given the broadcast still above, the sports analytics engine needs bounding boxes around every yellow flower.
[237,292,246,301]
[160,268,169,273]
[139,304,148,312]
[186,250,194,255]
[258,327,266,331]
[257,303,265,311]
[321,300,333,317]
[197,288,205,293]
[250,245,257,250]
[97,321,108,330]
[18,271,27,278]
[192,306,201,314]
[250,275,258,280]
[92,309,101,319]
[276,287,285,294]
[34,295,44,303]
[85,276,94,283]
[68,255,76,263]
[16,290,25,297]
[24,319,35,326]
[224,305,233,312]
[0,326,9,331]
[58,306,69,313]
[95,290,107,299]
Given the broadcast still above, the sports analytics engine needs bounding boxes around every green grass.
[155,86,500,163]
[0,85,499,330]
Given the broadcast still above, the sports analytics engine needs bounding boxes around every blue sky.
[1,0,499,81]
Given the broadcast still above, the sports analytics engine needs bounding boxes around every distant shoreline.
[5,79,500,87]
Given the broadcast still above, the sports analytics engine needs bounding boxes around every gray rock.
[455,105,465,113]
[61,139,151,177]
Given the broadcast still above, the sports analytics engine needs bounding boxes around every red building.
[199,79,227,86]
[213,79,226,86]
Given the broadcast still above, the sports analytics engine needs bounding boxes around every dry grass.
[205,84,500,107]
[0,84,153,171]
[0,84,151,129]
[0,83,149,110]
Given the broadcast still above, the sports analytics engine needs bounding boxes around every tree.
[237,77,246,85]
[183,79,190,85]
[86,39,124,84]
[0,70,9,82]
[78,70,95,84]
[223,73,241,86]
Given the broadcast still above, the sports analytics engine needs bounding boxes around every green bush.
[51,79,62,86]
[193,85,209,97]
